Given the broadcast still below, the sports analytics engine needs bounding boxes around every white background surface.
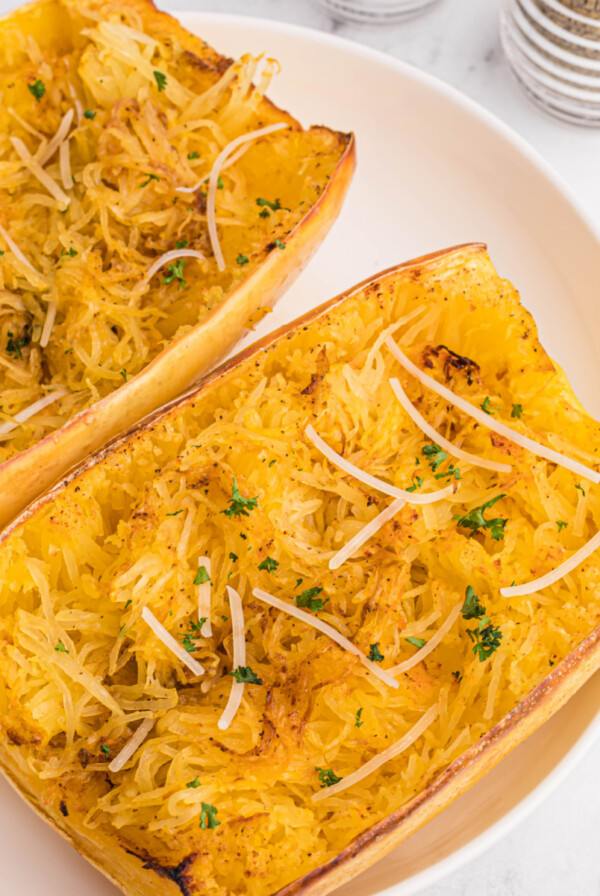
[0,0,599,894]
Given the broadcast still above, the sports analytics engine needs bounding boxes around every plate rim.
[175,11,600,895]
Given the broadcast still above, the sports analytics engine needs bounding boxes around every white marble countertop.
[0,0,598,893]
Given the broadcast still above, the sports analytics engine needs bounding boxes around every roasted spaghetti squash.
[0,245,599,896]
[0,0,355,527]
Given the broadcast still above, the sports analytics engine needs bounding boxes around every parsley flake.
[194,565,211,586]
[229,552,238,563]
[256,197,283,212]
[83,109,96,120]
[100,745,110,757]
[556,520,568,532]
[259,208,270,218]
[511,403,523,419]
[6,329,30,360]
[236,253,249,266]
[153,70,167,91]
[575,483,586,497]
[166,509,184,516]
[175,239,188,249]
[452,670,463,682]
[467,616,503,662]
[406,475,424,493]
[258,556,278,573]
[355,708,364,728]
[187,151,200,160]
[455,494,507,541]
[405,636,426,649]
[162,259,186,289]
[422,442,448,472]
[461,585,486,620]
[139,172,160,188]
[54,640,69,654]
[181,618,206,653]
[274,238,286,250]
[368,643,384,662]
[480,396,501,416]
[434,463,462,481]
[316,767,342,788]
[28,79,45,101]
[222,478,258,519]
[229,665,263,685]
[119,369,127,381]
[296,587,328,611]
[186,777,201,789]
[200,802,220,829]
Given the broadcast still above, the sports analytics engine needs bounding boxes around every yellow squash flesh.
[0,0,355,528]
[0,244,599,896]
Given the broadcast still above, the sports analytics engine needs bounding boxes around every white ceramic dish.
[0,11,599,896]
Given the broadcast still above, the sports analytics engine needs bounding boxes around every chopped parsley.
[119,369,127,381]
[511,403,523,419]
[455,493,507,540]
[452,670,463,683]
[236,253,249,266]
[422,442,448,472]
[259,208,270,218]
[153,70,167,91]
[124,599,132,610]
[181,619,206,653]
[368,643,384,662]
[83,109,96,120]
[229,552,238,563]
[6,329,30,360]
[162,259,186,289]
[175,239,188,249]
[355,708,364,728]
[406,475,424,493]
[296,586,328,611]
[556,520,568,532]
[100,745,110,757]
[575,483,586,497]
[315,767,342,788]
[194,565,211,586]
[222,478,258,518]
[229,665,263,685]
[274,238,286,250]
[61,247,77,257]
[461,585,486,620]
[480,396,501,416]
[187,151,200,160]
[467,616,503,662]
[186,777,201,789]
[28,79,45,101]
[434,463,462,481]
[54,640,69,654]
[256,197,283,212]
[166,509,184,516]
[200,802,220,829]
[405,636,426,649]
[295,578,304,589]
[258,556,279,573]
[269,459,277,468]
[139,172,160,188]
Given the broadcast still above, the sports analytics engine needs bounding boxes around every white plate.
[1,12,599,896]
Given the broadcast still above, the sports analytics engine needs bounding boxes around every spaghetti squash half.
[0,0,355,527]
[0,244,599,896]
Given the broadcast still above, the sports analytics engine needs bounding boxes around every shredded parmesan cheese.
[501,529,600,597]
[141,607,205,676]
[385,336,600,484]
[40,301,57,349]
[388,605,461,676]
[39,108,74,165]
[218,586,245,730]
[329,498,405,571]
[10,136,70,207]
[0,389,68,437]
[0,221,45,281]
[253,588,399,690]
[108,716,155,773]
[312,703,439,801]
[202,123,287,271]
[305,424,455,505]
[59,140,72,191]
[197,556,212,637]
[389,377,511,474]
